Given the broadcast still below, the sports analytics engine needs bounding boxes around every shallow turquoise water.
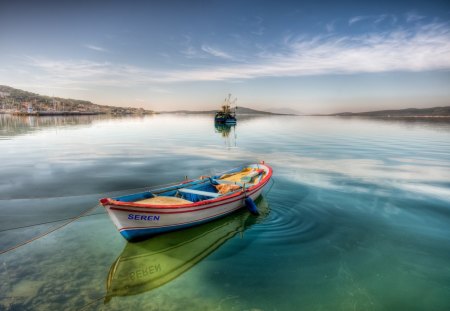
[0,114,449,310]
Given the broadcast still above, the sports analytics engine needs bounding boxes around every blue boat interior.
[113,164,263,204]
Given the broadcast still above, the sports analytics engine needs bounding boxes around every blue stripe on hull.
[120,207,244,241]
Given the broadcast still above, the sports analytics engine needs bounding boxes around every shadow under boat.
[105,196,270,303]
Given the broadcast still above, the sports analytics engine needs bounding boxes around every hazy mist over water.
[0,114,449,310]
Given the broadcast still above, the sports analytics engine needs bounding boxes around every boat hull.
[104,181,267,241]
[100,164,272,241]
[214,116,236,123]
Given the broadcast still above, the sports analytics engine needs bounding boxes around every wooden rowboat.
[99,162,273,241]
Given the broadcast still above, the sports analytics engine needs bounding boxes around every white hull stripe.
[119,205,244,231]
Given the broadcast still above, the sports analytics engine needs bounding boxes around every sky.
[0,0,449,114]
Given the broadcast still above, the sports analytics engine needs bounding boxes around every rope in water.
[0,171,274,256]
[0,181,197,255]
[0,182,191,255]
[0,204,100,256]
[0,211,106,233]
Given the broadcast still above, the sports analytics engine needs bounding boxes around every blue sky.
[0,0,449,113]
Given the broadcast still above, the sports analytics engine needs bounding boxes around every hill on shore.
[328,106,450,117]
[0,85,153,114]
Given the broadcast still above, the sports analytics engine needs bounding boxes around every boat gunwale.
[100,164,272,210]
[108,180,267,215]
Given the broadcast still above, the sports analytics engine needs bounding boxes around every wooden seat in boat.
[178,188,220,198]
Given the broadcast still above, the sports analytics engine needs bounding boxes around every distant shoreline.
[2,111,449,119]
[9,111,105,116]
[309,115,450,118]
[1,111,154,116]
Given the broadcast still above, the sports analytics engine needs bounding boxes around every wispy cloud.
[375,14,398,26]
[406,12,425,23]
[349,14,397,26]
[164,22,450,82]
[251,16,265,36]
[21,56,156,87]
[18,22,450,87]
[85,44,108,52]
[201,45,234,59]
[180,35,206,59]
[349,15,368,26]
[181,45,200,58]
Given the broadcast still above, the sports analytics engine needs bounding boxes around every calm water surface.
[0,114,449,311]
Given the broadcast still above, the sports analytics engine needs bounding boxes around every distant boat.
[214,94,237,123]
[100,162,273,241]
[104,196,269,302]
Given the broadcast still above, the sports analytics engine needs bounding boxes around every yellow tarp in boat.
[136,197,192,205]
[215,184,241,194]
[219,167,264,185]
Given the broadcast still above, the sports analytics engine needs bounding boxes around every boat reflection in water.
[214,122,236,148]
[105,196,269,303]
